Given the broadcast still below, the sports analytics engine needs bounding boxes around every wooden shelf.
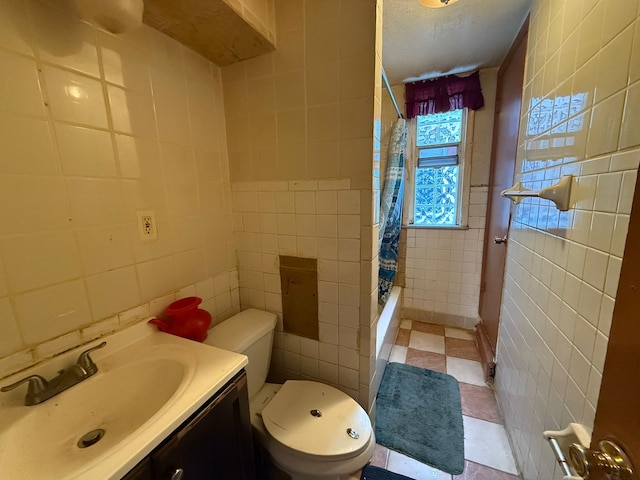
[143,0,274,66]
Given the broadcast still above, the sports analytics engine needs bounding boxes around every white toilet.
[204,308,375,480]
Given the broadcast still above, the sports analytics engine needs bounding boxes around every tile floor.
[366,319,521,480]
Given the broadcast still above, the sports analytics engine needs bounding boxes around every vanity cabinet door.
[150,370,256,480]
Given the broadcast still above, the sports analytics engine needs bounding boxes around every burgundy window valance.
[405,71,485,119]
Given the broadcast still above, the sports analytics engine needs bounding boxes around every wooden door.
[478,19,528,353]
[586,173,640,479]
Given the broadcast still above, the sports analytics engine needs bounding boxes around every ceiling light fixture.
[418,0,459,8]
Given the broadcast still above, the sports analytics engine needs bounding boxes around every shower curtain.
[378,118,407,305]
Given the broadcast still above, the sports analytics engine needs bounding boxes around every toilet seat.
[261,380,372,460]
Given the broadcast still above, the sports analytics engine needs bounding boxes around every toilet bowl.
[204,309,375,480]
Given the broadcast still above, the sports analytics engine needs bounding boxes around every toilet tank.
[204,309,277,399]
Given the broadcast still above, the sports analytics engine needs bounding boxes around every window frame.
[403,108,474,229]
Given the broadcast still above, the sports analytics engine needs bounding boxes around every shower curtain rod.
[382,67,403,119]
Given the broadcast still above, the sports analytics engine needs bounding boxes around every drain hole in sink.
[77,428,106,448]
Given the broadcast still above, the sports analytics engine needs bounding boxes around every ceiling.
[382,0,532,85]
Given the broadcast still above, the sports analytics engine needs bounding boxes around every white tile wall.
[224,0,382,410]
[222,0,378,185]
[232,179,364,399]
[495,2,640,479]
[0,0,238,378]
[1,0,384,414]
[402,186,488,319]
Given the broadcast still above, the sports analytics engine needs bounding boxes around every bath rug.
[360,465,414,480]
[375,362,464,474]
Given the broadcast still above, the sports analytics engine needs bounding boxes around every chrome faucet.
[1,342,107,406]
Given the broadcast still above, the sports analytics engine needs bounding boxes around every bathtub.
[370,286,402,413]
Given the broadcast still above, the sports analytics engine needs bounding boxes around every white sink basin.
[0,321,247,479]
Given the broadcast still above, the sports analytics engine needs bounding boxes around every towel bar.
[501,175,573,211]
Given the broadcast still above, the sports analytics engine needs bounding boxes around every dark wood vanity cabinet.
[122,370,256,480]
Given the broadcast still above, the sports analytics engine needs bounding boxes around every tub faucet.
[0,342,107,406]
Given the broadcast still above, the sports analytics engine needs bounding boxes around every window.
[406,109,471,227]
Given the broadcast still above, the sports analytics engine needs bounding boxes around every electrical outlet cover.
[137,210,157,241]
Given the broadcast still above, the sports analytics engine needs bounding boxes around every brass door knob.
[569,440,633,479]
[493,235,507,244]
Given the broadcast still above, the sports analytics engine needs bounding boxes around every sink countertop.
[0,319,248,480]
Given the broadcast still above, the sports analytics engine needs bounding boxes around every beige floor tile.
[387,450,452,479]
[389,345,408,363]
[462,416,519,474]
[446,357,486,386]
[408,330,446,354]
[400,319,412,329]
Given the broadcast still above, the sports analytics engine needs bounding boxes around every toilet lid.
[261,380,372,458]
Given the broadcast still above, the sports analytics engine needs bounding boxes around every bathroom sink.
[0,357,184,478]
[0,321,248,479]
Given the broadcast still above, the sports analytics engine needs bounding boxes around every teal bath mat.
[375,362,464,474]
